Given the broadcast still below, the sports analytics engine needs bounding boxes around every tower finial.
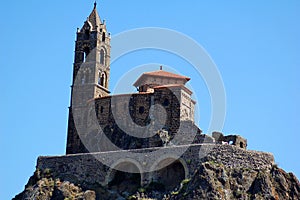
[94,1,97,8]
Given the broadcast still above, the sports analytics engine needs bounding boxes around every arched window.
[84,29,90,40]
[139,106,145,114]
[83,47,90,62]
[100,49,105,65]
[100,73,105,87]
[102,32,106,42]
[98,72,106,87]
[163,98,170,106]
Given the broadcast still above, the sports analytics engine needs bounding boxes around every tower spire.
[82,0,102,31]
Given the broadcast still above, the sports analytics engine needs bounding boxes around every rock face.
[13,170,96,200]
[171,163,300,200]
[14,155,300,200]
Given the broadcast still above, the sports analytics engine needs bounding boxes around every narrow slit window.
[102,32,106,42]
[100,49,105,65]
[83,47,90,62]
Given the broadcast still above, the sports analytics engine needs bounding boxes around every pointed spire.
[86,2,102,30]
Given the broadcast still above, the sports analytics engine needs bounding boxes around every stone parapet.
[37,144,274,188]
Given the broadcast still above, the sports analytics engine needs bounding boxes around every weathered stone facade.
[69,86,205,154]
[67,68,201,154]
[37,144,274,189]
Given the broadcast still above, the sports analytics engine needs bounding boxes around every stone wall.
[38,144,274,189]
[67,86,204,154]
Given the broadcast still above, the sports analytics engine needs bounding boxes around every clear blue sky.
[1,1,299,199]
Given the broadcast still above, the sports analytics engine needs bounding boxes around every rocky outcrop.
[170,163,300,200]
[14,160,300,200]
[13,169,96,200]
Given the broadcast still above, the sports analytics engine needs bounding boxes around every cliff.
[14,145,300,200]
[169,162,300,200]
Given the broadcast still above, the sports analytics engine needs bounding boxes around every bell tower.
[73,2,110,99]
[66,2,111,154]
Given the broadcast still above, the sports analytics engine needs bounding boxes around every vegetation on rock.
[14,162,300,200]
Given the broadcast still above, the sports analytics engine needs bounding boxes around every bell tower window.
[100,49,105,64]
[102,32,106,42]
[84,29,90,40]
[98,72,106,87]
[83,47,90,62]
[101,74,105,86]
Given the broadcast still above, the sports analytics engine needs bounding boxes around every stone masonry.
[37,144,274,189]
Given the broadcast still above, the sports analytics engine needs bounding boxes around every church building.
[66,2,205,155]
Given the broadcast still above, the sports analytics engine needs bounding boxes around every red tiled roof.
[133,70,190,87]
[143,70,190,81]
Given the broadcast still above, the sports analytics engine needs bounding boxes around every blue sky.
[1,1,299,199]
